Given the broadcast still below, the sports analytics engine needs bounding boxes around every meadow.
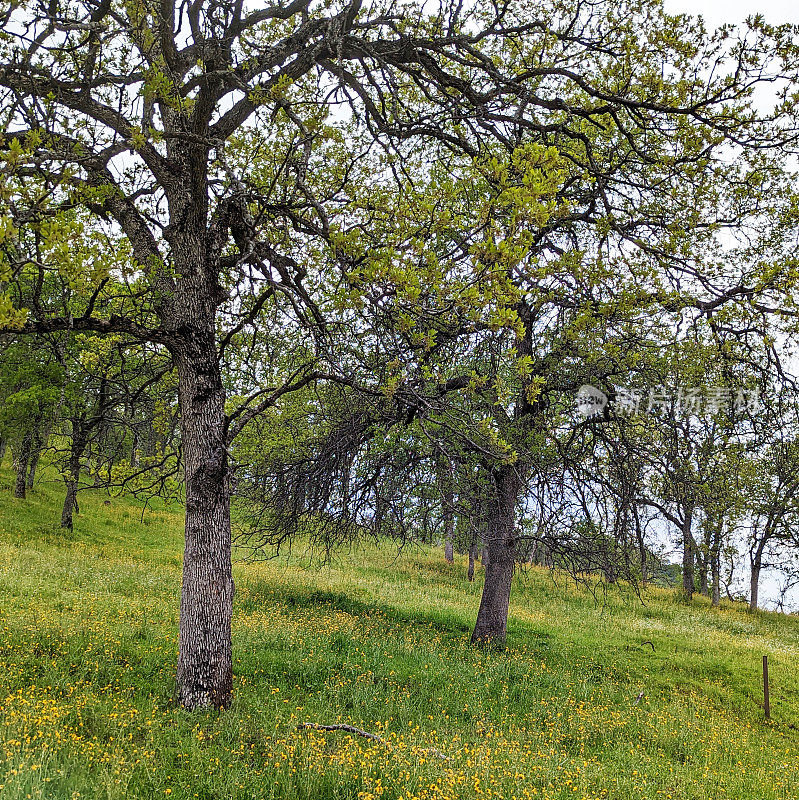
[0,467,797,800]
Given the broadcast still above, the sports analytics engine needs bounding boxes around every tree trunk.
[633,506,648,584]
[61,478,79,530]
[711,551,721,607]
[27,448,41,490]
[131,428,140,466]
[444,538,454,564]
[173,324,234,711]
[638,539,648,584]
[603,556,618,584]
[470,468,521,646]
[699,561,709,598]
[61,422,88,530]
[681,511,695,601]
[0,436,6,466]
[25,417,45,491]
[709,519,722,608]
[695,534,709,597]
[467,541,477,581]
[749,543,765,612]
[14,432,32,499]
[749,563,760,611]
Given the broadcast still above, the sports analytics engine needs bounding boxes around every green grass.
[0,465,797,800]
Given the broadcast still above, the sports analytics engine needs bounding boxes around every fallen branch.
[626,641,655,653]
[297,723,386,743]
[632,691,645,705]
[296,722,452,761]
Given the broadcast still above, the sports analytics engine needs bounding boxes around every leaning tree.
[317,5,799,642]
[292,3,799,643]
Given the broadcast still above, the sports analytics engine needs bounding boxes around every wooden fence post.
[763,655,770,720]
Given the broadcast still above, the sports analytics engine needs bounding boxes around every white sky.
[664,0,799,25]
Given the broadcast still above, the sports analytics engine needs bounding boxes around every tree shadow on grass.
[237,582,476,638]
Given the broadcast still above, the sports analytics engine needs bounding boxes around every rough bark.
[13,432,32,499]
[172,298,234,711]
[470,468,521,646]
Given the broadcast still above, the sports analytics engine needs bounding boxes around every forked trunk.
[470,468,521,646]
[174,327,234,711]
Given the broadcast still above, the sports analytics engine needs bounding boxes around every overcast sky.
[657,0,799,611]
[663,0,799,25]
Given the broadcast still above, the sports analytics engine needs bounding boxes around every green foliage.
[0,340,62,446]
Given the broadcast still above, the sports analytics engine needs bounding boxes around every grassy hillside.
[0,467,797,800]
